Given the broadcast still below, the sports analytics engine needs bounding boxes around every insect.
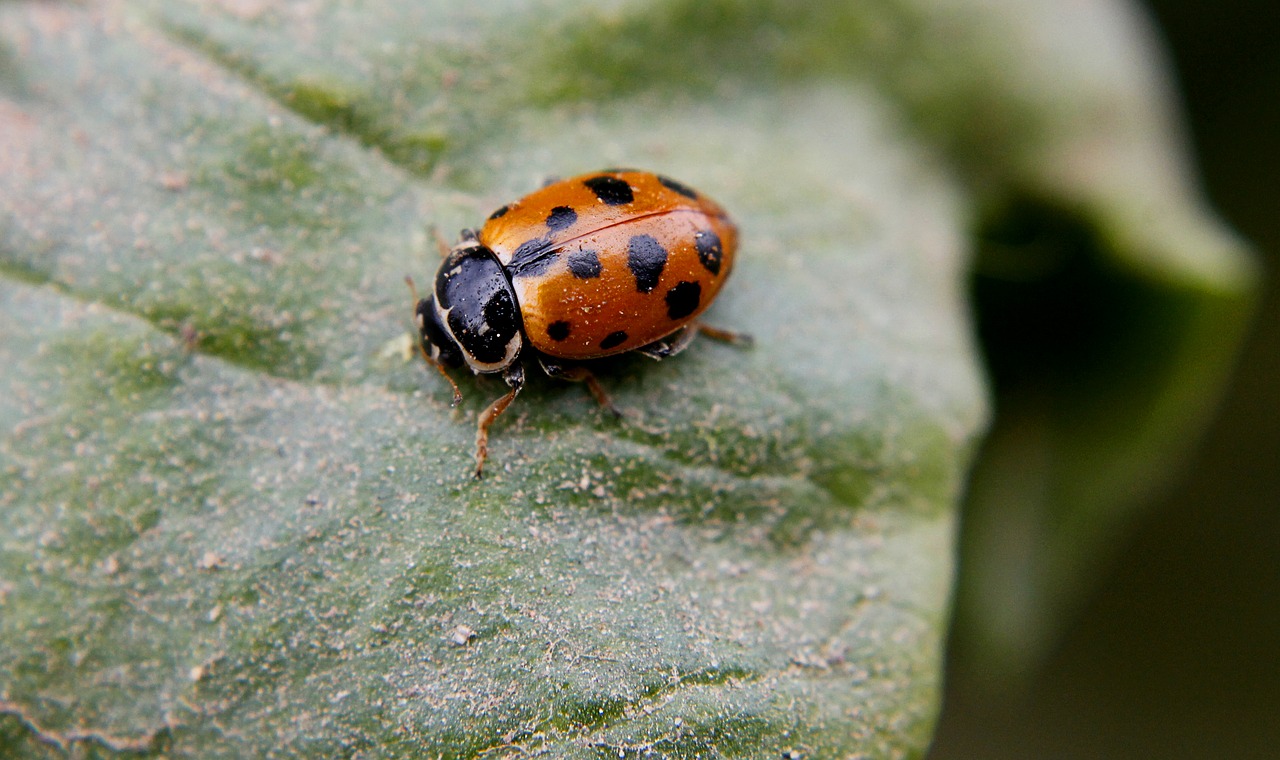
[412,169,747,478]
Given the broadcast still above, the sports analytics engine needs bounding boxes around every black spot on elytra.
[566,249,601,279]
[507,235,558,277]
[488,205,510,221]
[665,281,702,320]
[583,175,634,206]
[600,330,629,350]
[694,229,722,275]
[627,234,668,293]
[658,175,698,199]
[546,205,577,231]
[547,320,571,341]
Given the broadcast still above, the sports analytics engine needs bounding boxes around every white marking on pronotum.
[463,333,522,374]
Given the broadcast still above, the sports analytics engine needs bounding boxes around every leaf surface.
[0,0,1254,756]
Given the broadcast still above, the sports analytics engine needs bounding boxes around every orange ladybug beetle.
[412,169,747,477]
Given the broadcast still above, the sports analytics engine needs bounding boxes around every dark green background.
[931,1,1280,757]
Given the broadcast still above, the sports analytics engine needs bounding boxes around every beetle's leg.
[634,326,697,361]
[537,355,622,419]
[636,324,753,362]
[415,339,463,407]
[474,363,525,479]
[695,322,754,348]
[425,225,452,258]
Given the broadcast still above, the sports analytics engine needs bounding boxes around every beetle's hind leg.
[537,355,623,419]
[635,326,697,361]
[633,321,753,362]
[694,322,754,348]
[474,363,525,479]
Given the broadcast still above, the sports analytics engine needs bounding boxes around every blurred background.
[930,1,1280,758]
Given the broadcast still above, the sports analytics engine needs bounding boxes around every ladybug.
[412,169,747,477]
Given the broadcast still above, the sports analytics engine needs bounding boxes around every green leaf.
[0,1,1254,757]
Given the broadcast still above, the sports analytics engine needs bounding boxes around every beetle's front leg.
[473,363,525,479]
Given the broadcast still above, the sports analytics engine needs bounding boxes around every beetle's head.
[414,293,464,370]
